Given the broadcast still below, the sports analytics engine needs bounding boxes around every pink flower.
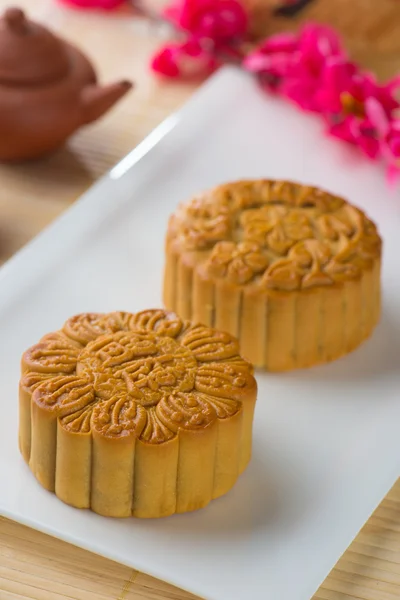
[315,60,400,162]
[164,0,248,46]
[151,39,218,79]
[387,126,400,159]
[380,125,400,183]
[333,116,381,159]
[243,23,344,106]
[366,98,400,177]
[243,32,298,88]
[58,0,125,8]
[316,59,400,117]
[296,22,342,75]
[326,106,383,161]
[281,24,343,111]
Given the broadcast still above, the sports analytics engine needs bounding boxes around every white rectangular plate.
[0,67,399,600]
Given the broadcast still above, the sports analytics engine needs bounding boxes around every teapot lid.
[0,8,69,84]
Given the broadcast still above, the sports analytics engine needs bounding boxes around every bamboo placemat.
[0,1,399,599]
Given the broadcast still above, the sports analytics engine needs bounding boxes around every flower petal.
[323,58,357,90]
[282,79,320,112]
[365,97,390,137]
[358,136,380,159]
[259,32,298,54]
[327,118,356,143]
[167,0,248,43]
[299,23,343,59]
[151,47,180,78]
[348,119,380,159]
[151,39,217,79]
[387,132,400,157]
[243,44,295,81]
[387,163,400,187]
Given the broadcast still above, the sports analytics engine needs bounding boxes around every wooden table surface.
[0,1,399,599]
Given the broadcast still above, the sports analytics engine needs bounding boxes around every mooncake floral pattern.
[169,180,381,290]
[21,310,255,442]
[206,241,269,284]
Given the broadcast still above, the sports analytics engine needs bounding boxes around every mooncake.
[19,310,257,517]
[163,180,382,371]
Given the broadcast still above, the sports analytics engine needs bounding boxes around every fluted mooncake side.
[19,310,257,518]
[163,180,382,371]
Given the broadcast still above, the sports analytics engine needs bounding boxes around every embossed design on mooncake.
[194,363,255,401]
[241,205,314,255]
[156,392,217,433]
[262,259,303,291]
[317,210,355,241]
[20,370,54,393]
[91,394,147,438]
[206,241,269,284]
[129,309,185,338]
[63,312,128,345]
[22,336,81,374]
[170,180,381,290]
[264,239,334,290]
[23,310,254,442]
[33,373,95,412]
[79,331,197,407]
[179,325,240,361]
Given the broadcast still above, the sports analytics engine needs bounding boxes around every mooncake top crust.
[167,180,381,291]
[21,310,256,444]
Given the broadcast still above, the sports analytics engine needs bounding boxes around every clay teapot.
[0,7,133,161]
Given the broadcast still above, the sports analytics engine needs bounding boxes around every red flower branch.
[244,25,400,179]
[58,0,400,180]
[151,0,248,78]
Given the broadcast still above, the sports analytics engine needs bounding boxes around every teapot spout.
[81,80,132,124]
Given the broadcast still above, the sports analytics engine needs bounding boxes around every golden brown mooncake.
[19,310,257,518]
[163,180,382,371]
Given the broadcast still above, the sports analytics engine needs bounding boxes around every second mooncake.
[163,180,382,371]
